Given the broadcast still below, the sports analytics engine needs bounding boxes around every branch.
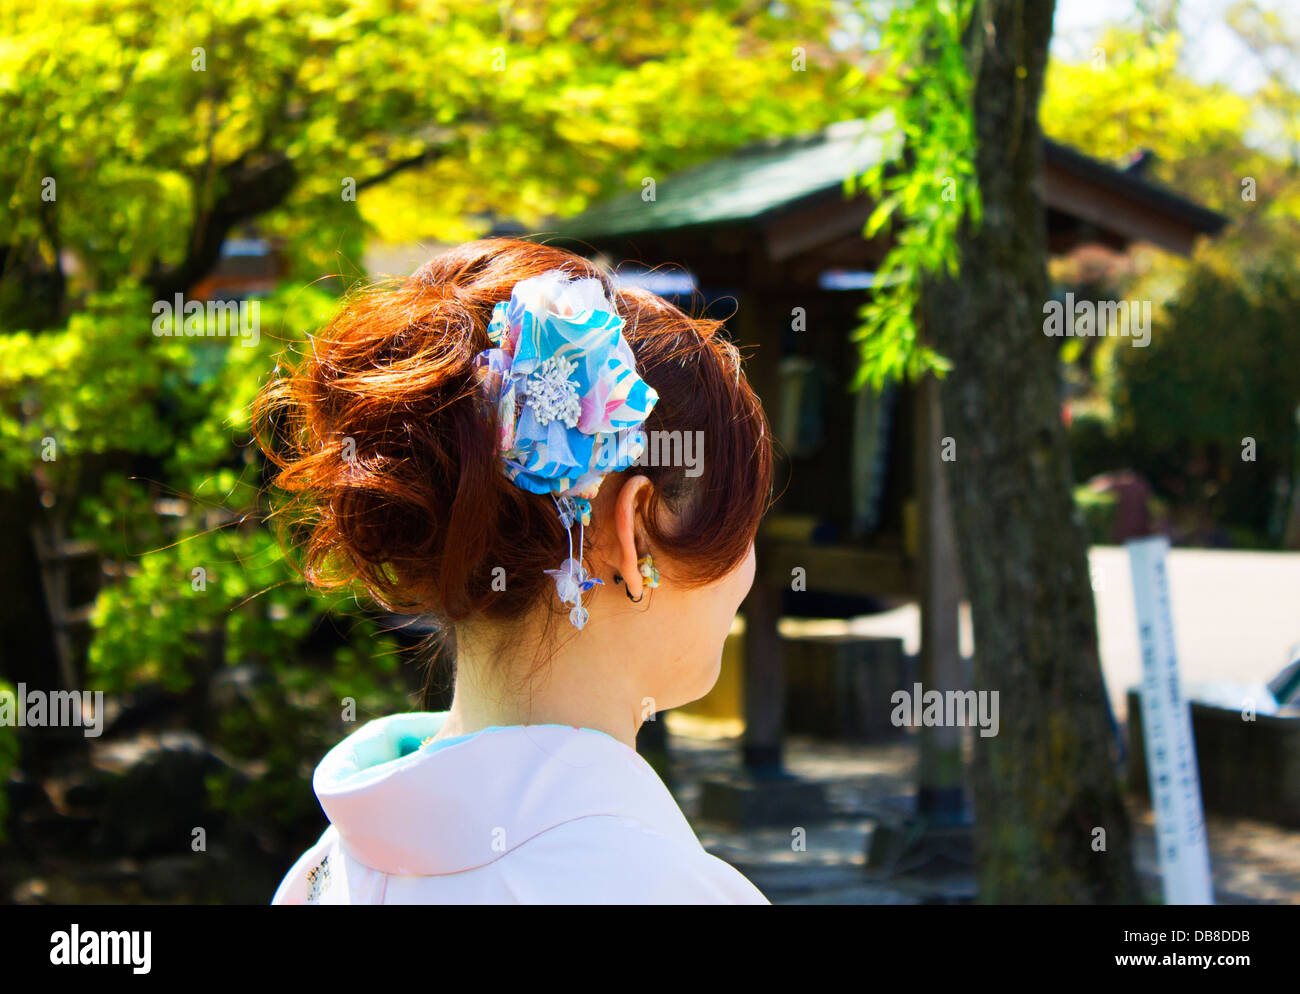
[353,143,457,192]
[146,148,297,301]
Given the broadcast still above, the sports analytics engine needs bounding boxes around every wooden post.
[915,375,967,822]
[732,284,788,776]
[699,273,830,823]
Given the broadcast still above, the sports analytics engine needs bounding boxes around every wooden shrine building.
[543,118,1227,820]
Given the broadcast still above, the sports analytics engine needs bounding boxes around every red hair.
[253,238,772,626]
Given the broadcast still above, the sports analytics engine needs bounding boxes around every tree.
[1042,22,1300,547]
[852,0,1143,901]
[933,0,1142,902]
[1227,1,1300,173]
[1040,26,1299,264]
[0,0,847,328]
[0,0,854,834]
[0,0,849,659]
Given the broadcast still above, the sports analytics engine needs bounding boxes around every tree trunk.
[147,149,297,302]
[920,0,1143,902]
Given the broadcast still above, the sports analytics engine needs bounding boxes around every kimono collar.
[312,712,701,876]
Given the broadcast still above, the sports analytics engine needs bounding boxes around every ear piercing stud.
[637,554,660,588]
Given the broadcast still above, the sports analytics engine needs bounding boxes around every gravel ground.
[668,728,1300,905]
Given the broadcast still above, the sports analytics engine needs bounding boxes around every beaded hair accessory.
[474,270,659,628]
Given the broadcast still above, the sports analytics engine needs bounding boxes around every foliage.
[1044,22,1300,546]
[1070,483,1171,546]
[0,0,850,322]
[1043,26,1300,287]
[1226,1,1300,177]
[1060,249,1300,545]
[1042,30,1255,214]
[0,680,15,844]
[1068,410,1126,485]
[0,284,415,823]
[0,284,182,490]
[843,0,979,388]
[0,0,860,842]
[1109,255,1300,541]
[1072,486,1119,546]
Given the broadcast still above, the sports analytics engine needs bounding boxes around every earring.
[637,553,660,589]
[613,573,645,603]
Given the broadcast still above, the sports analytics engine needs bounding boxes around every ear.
[612,474,652,599]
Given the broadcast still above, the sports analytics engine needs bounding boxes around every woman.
[260,238,773,904]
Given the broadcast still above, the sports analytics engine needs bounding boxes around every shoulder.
[498,814,770,905]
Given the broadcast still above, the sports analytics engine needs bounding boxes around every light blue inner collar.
[392,712,619,760]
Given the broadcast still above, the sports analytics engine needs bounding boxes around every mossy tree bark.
[920,0,1144,902]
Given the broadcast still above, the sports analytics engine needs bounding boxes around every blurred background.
[0,0,1297,904]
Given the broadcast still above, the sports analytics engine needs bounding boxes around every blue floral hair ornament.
[474,270,659,629]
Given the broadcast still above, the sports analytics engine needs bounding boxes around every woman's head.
[255,238,772,713]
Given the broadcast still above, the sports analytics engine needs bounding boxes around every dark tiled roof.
[553,117,898,239]
[555,117,1226,241]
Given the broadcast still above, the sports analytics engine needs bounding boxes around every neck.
[433,612,645,750]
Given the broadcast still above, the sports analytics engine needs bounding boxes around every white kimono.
[272,711,768,904]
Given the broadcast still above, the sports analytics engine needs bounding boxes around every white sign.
[1126,536,1213,904]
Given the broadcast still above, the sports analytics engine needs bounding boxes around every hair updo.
[253,238,773,626]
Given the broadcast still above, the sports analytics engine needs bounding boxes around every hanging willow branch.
[843,0,982,389]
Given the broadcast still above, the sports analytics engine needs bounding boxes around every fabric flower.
[474,270,659,498]
[544,557,603,606]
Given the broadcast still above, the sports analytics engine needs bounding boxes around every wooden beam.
[1042,162,1202,256]
[760,192,891,263]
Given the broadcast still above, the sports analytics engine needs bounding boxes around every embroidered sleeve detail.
[305,853,332,904]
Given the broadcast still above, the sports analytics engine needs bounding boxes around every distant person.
[257,240,770,904]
